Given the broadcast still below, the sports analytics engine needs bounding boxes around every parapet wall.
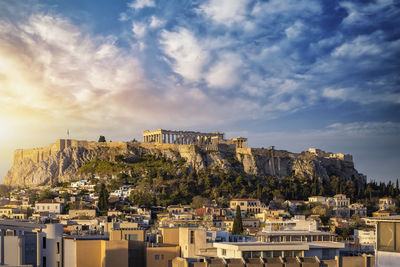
[13,143,59,165]
[13,139,128,165]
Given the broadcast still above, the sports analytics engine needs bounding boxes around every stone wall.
[13,139,128,165]
[13,143,59,165]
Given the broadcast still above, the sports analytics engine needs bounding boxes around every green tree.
[38,189,56,201]
[98,135,106,142]
[191,195,209,209]
[97,183,109,215]
[232,205,243,235]
[0,185,11,198]
[129,190,154,208]
[26,207,33,218]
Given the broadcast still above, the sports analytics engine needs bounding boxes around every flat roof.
[0,219,46,230]
[213,242,309,251]
[64,235,109,240]
[213,241,345,251]
[258,231,335,236]
[365,215,400,222]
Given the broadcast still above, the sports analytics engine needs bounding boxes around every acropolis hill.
[4,129,365,187]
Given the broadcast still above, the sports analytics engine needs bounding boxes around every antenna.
[67,129,70,139]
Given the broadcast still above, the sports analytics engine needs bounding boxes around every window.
[273,251,281,258]
[43,237,46,249]
[252,251,261,258]
[43,256,46,267]
[294,250,302,257]
[161,254,164,260]
[222,249,226,256]
[129,234,138,241]
[284,251,293,257]
[190,231,195,244]
[377,222,400,252]
[168,260,172,267]
[292,236,301,242]
[322,249,330,259]
[242,251,251,259]
[155,254,160,260]
[57,242,60,254]
[57,261,60,267]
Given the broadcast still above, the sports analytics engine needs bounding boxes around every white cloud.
[128,0,155,10]
[160,27,210,82]
[332,34,382,58]
[149,16,164,28]
[327,121,400,136]
[285,21,304,39]
[119,12,129,21]
[132,22,147,38]
[205,52,242,89]
[198,0,250,27]
[322,87,348,100]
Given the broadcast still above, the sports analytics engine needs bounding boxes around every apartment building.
[35,199,63,215]
[0,221,63,267]
[379,197,395,211]
[229,199,266,214]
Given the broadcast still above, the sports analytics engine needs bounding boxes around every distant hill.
[3,139,367,204]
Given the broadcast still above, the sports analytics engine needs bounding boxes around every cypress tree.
[232,205,243,235]
[98,183,109,215]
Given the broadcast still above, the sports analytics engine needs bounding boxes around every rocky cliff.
[3,139,366,187]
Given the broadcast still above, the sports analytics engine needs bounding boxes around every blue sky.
[0,0,399,182]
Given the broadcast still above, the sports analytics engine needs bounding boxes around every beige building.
[69,209,96,219]
[379,197,395,210]
[349,203,367,217]
[146,244,180,267]
[308,196,327,204]
[109,229,146,241]
[161,227,180,245]
[330,194,350,208]
[179,228,212,258]
[161,227,212,259]
[229,199,265,214]
[0,207,27,220]
[64,238,129,267]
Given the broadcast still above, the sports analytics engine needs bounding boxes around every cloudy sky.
[0,0,399,183]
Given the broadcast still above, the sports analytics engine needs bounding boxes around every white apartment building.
[354,229,375,246]
[213,241,344,260]
[35,199,63,215]
[262,216,318,232]
[308,194,350,209]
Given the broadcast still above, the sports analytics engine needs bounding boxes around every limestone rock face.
[235,149,365,182]
[4,146,127,187]
[4,141,366,187]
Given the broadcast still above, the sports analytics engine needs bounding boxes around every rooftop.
[37,199,59,204]
[213,241,344,250]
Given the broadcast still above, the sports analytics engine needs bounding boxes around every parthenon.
[142,129,224,145]
[142,129,248,149]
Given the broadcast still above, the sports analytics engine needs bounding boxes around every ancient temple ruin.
[142,129,247,149]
